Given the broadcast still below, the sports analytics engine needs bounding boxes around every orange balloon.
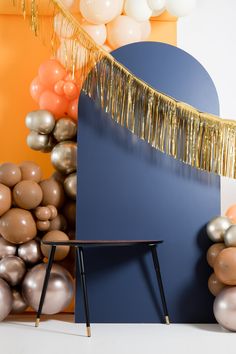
[226,205,236,224]
[38,59,66,89]
[39,90,69,118]
[214,248,236,285]
[207,243,225,268]
[208,273,225,296]
[30,76,45,102]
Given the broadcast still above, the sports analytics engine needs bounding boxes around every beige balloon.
[41,230,70,261]
[0,163,22,187]
[19,161,42,183]
[25,110,55,134]
[13,180,43,210]
[53,118,77,142]
[214,287,236,331]
[0,279,13,321]
[11,289,28,313]
[0,255,26,286]
[0,236,16,260]
[208,273,226,296]
[0,183,12,216]
[18,239,43,264]
[64,172,76,200]
[51,141,77,174]
[206,243,225,268]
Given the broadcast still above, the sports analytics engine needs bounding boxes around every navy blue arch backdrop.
[76,42,220,323]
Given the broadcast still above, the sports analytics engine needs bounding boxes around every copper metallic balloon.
[51,141,77,174]
[0,163,22,187]
[36,220,50,231]
[53,118,77,142]
[0,236,16,259]
[0,184,12,216]
[48,214,67,231]
[0,278,13,321]
[11,289,28,313]
[41,230,70,261]
[13,180,43,210]
[64,173,76,200]
[0,208,37,244]
[214,247,236,285]
[63,201,76,227]
[34,206,51,221]
[22,263,74,314]
[19,161,42,183]
[27,131,51,151]
[47,205,58,220]
[25,110,55,134]
[224,225,236,247]
[40,178,65,209]
[207,216,231,242]
[18,240,43,264]
[207,243,225,268]
[208,273,226,296]
[214,287,236,331]
[0,255,26,286]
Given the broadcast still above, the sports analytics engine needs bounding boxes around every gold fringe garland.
[11,0,236,178]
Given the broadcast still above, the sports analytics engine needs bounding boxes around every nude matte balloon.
[19,161,42,183]
[48,205,58,220]
[139,20,151,40]
[13,180,43,210]
[54,13,74,39]
[40,178,65,209]
[36,220,51,231]
[0,163,22,187]
[0,208,37,244]
[34,206,51,221]
[208,273,225,296]
[80,0,123,25]
[18,240,43,264]
[0,184,11,216]
[0,236,16,260]
[206,243,225,268]
[214,287,236,331]
[0,279,13,321]
[214,248,236,285]
[107,15,142,49]
[41,230,70,261]
[48,214,67,232]
[0,255,26,286]
[11,289,28,314]
[22,263,73,314]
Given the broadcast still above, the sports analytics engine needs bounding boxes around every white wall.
[177,0,236,214]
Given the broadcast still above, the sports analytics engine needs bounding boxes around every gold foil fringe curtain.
[12,0,236,178]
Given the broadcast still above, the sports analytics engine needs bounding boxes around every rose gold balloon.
[0,163,21,187]
[34,206,51,221]
[214,248,236,285]
[63,201,76,227]
[0,184,12,216]
[208,273,226,296]
[11,289,28,313]
[19,161,42,183]
[207,243,225,268]
[0,279,13,321]
[0,208,37,244]
[40,178,65,208]
[47,205,58,220]
[41,230,70,261]
[13,180,43,210]
[0,236,16,259]
[36,220,51,231]
[48,214,67,231]
[0,255,26,286]
[18,239,43,264]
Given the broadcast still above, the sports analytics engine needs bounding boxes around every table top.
[41,240,163,247]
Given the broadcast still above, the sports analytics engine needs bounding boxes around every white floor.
[0,314,235,354]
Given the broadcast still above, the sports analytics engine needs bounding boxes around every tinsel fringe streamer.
[11,0,236,178]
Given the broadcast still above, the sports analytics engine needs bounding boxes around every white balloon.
[148,0,166,11]
[151,8,165,16]
[57,39,88,70]
[81,22,107,45]
[139,20,151,40]
[54,13,74,39]
[61,0,74,8]
[124,0,152,22]
[166,0,196,17]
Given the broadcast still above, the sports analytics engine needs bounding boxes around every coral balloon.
[0,163,21,187]
[54,80,65,96]
[0,184,11,216]
[214,248,236,285]
[0,255,26,286]
[39,90,68,118]
[38,59,66,89]
[206,243,225,268]
[226,205,236,224]
[40,178,65,209]
[107,16,142,49]
[68,98,79,120]
[214,287,236,331]
[139,20,151,40]
[0,208,37,244]
[0,279,13,321]
[208,273,226,296]
[30,77,45,102]
[63,82,79,100]
[41,230,70,261]
[22,263,73,314]
[19,161,42,183]
[13,180,43,210]
[80,0,123,25]
[81,22,107,45]
[124,0,152,22]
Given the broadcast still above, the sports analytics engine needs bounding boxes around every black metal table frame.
[35,240,170,337]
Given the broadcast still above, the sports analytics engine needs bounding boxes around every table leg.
[77,247,91,337]
[150,244,170,324]
[35,245,56,327]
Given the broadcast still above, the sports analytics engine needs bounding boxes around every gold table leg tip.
[165,316,170,325]
[86,326,91,337]
[35,318,40,327]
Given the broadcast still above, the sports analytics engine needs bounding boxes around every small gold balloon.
[0,279,13,321]
[53,118,77,142]
[64,172,76,200]
[51,141,77,174]
[207,216,231,242]
[0,236,16,260]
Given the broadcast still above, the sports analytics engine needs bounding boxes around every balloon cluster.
[206,205,236,331]
[0,161,75,322]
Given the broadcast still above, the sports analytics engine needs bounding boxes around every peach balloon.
[61,0,74,8]
[0,184,12,217]
[214,248,236,285]
[39,90,68,118]
[38,59,66,89]
[81,22,107,45]
[68,98,79,120]
[107,15,142,49]
[57,40,88,70]
[54,13,74,39]
[80,0,124,25]
[54,80,65,96]
[139,20,151,40]
[207,243,225,268]
[63,82,79,100]
[30,77,45,102]
[208,273,225,296]
[226,205,236,224]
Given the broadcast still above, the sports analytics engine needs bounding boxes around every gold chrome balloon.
[53,117,77,142]
[40,178,65,208]
[214,287,236,331]
[27,131,51,151]
[64,172,76,200]
[0,279,13,321]
[18,240,43,264]
[25,110,55,134]
[224,225,236,247]
[207,216,231,242]
[51,141,77,174]
[0,255,26,286]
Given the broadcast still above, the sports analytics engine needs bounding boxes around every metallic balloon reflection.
[207,216,231,242]
[64,173,76,199]
[22,263,74,314]
[0,256,26,286]
[0,279,13,321]
[11,289,28,313]
[224,225,236,247]
[0,236,16,260]
[214,287,236,331]
[18,240,43,264]
[51,141,77,174]
[53,118,77,142]
[25,110,55,134]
